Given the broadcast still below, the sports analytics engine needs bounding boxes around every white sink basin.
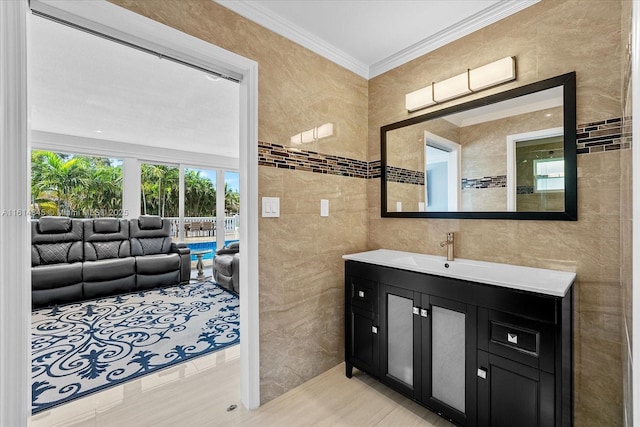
[343,249,575,297]
[391,254,486,272]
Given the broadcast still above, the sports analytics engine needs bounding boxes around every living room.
[27,8,247,420]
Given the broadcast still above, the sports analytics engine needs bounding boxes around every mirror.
[381,72,577,220]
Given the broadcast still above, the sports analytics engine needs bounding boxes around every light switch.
[418,202,425,211]
[320,199,329,217]
[396,201,402,212]
[262,197,280,217]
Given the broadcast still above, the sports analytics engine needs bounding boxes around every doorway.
[0,1,259,424]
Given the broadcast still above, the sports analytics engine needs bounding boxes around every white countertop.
[343,249,575,297]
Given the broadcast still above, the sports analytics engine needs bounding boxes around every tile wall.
[620,1,633,426]
[113,0,628,425]
[111,0,369,403]
[368,1,624,426]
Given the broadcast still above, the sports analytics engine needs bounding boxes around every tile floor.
[29,343,453,426]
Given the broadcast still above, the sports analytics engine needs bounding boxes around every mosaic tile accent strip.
[576,117,628,154]
[517,185,534,195]
[461,175,507,190]
[258,142,368,178]
[385,166,424,185]
[258,117,628,181]
[369,160,381,179]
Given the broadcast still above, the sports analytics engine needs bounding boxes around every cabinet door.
[422,295,477,426]
[379,284,421,399]
[477,350,554,427]
[345,275,378,377]
[347,306,379,376]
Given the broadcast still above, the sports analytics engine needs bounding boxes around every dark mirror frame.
[381,72,577,220]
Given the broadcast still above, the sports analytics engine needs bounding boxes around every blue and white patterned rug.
[31,281,239,414]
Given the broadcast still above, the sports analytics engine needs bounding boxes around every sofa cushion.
[32,218,83,266]
[130,216,173,255]
[135,253,180,275]
[39,216,72,233]
[83,219,130,261]
[138,215,163,230]
[32,262,83,290]
[93,218,121,233]
[83,257,136,282]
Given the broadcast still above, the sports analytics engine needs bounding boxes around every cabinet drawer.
[349,277,376,312]
[490,321,538,354]
[479,308,555,372]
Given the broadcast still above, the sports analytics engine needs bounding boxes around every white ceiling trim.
[215,0,540,80]
[31,131,240,170]
[369,0,541,78]
[215,0,369,78]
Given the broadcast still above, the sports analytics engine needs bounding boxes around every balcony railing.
[165,215,239,238]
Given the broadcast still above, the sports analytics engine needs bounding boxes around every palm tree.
[84,163,123,216]
[224,183,240,215]
[31,151,90,216]
[140,164,179,217]
[184,169,216,216]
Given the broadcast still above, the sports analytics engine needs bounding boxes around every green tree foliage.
[31,151,123,218]
[140,164,179,217]
[184,169,216,216]
[31,151,240,218]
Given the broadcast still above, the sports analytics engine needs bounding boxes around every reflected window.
[424,132,460,212]
[534,158,565,192]
[426,145,450,211]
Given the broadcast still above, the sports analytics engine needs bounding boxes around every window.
[534,158,565,192]
[31,150,123,218]
[140,162,179,217]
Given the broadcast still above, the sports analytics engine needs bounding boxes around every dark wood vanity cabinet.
[345,260,573,427]
[345,275,379,376]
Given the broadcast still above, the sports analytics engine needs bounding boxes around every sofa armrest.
[231,253,240,294]
[171,243,191,283]
[170,242,191,256]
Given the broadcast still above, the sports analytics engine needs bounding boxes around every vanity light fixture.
[405,56,516,112]
[291,123,334,145]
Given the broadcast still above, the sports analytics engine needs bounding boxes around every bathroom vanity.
[343,249,575,427]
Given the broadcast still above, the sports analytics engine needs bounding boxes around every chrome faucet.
[440,232,455,261]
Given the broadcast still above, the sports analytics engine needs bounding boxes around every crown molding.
[215,0,539,80]
[369,0,541,78]
[215,0,370,78]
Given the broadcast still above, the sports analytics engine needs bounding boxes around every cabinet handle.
[507,332,518,345]
[413,307,420,315]
[371,326,378,334]
[420,308,429,318]
[477,368,487,379]
[358,290,365,298]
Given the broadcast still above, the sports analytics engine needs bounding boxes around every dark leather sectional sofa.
[31,215,191,308]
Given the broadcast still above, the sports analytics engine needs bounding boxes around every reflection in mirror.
[381,72,576,220]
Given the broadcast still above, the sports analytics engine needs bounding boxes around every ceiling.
[31,15,240,159]
[30,1,539,160]
[216,0,539,79]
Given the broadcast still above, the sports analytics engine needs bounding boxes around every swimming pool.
[185,240,239,261]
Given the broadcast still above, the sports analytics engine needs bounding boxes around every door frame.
[0,1,260,424]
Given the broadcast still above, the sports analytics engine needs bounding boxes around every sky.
[194,168,239,193]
